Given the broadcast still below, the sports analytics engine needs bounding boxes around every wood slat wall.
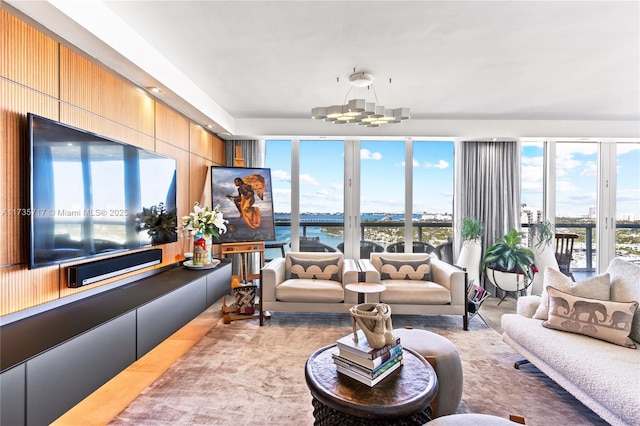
[0,9,226,316]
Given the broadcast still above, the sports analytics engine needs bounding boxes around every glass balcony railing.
[268,218,640,273]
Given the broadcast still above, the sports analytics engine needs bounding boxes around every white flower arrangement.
[181,202,227,238]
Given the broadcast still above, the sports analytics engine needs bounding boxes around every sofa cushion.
[380,280,451,304]
[533,267,610,320]
[379,257,432,281]
[607,257,640,342]
[542,286,639,348]
[289,256,342,281]
[275,279,345,303]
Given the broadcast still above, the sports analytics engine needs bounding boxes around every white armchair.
[259,252,360,325]
[361,253,469,330]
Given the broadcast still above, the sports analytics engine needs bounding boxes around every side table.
[305,344,438,425]
[345,282,386,304]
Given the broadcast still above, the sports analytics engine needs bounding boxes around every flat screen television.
[28,113,177,269]
[211,166,276,243]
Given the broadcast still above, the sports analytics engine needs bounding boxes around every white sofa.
[361,253,468,330]
[260,252,360,324]
[501,258,640,426]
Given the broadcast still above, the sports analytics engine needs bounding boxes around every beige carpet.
[110,310,607,426]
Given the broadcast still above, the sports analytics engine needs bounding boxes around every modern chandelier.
[311,71,410,127]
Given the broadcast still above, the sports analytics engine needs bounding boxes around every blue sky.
[266,140,639,220]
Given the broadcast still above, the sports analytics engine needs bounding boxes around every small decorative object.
[182,202,227,265]
[349,303,395,349]
[135,202,178,244]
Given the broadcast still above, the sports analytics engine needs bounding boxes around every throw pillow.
[379,257,431,281]
[289,256,341,281]
[532,267,611,320]
[542,286,639,348]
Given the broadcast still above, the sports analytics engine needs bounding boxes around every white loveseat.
[501,258,640,426]
[260,252,360,324]
[360,253,468,330]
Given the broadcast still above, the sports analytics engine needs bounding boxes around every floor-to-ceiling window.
[615,142,640,263]
[413,141,454,249]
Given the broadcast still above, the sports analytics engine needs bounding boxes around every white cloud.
[300,173,320,186]
[423,159,449,169]
[361,148,382,160]
[271,169,290,182]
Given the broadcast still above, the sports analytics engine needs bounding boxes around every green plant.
[460,217,484,241]
[136,202,178,243]
[530,220,555,249]
[481,228,536,280]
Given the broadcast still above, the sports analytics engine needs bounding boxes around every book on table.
[332,348,403,378]
[334,355,403,387]
[335,329,401,360]
[335,341,404,369]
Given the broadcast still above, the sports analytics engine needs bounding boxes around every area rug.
[110,312,607,426]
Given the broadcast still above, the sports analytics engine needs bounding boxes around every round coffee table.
[305,344,438,425]
[345,282,386,304]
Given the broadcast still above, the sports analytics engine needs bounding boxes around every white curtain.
[225,140,265,168]
[454,140,521,289]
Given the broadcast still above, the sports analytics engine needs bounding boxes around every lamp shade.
[311,107,327,120]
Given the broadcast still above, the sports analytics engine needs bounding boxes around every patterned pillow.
[533,267,611,320]
[542,286,639,348]
[289,256,341,281]
[379,257,431,281]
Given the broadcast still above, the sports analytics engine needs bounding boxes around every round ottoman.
[393,328,463,418]
[426,413,517,425]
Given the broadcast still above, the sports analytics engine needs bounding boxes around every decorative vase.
[529,235,559,296]
[192,232,212,265]
[349,303,395,349]
[457,239,482,286]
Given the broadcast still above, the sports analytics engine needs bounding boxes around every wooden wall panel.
[1,10,227,316]
[0,10,59,97]
[0,265,60,316]
[0,81,58,267]
[59,46,155,136]
[156,103,189,149]
[189,123,213,160]
[156,140,191,262]
[189,154,213,207]
[212,135,226,166]
[60,105,155,151]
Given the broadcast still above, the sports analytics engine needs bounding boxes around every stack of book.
[332,329,403,387]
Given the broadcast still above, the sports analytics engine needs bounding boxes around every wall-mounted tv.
[211,167,276,243]
[28,113,177,269]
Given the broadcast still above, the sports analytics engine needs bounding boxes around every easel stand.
[221,242,267,323]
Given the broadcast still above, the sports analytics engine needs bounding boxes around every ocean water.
[271,213,414,251]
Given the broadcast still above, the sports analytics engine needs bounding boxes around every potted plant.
[456,217,484,285]
[528,220,558,295]
[181,202,227,265]
[481,228,537,300]
[136,202,178,244]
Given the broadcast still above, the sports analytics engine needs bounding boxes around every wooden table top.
[304,344,438,420]
[345,282,387,294]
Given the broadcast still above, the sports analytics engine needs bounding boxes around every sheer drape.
[225,140,265,168]
[454,140,521,286]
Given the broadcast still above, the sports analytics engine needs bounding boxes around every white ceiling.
[5,0,640,140]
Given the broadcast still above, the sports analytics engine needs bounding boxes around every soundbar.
[67,249,163,288]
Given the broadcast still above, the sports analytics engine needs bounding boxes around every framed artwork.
[210,166,276,243]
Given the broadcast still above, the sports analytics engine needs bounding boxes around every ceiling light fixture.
[311,70,410,127]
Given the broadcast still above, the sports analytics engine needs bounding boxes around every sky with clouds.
[266,140,639,219]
